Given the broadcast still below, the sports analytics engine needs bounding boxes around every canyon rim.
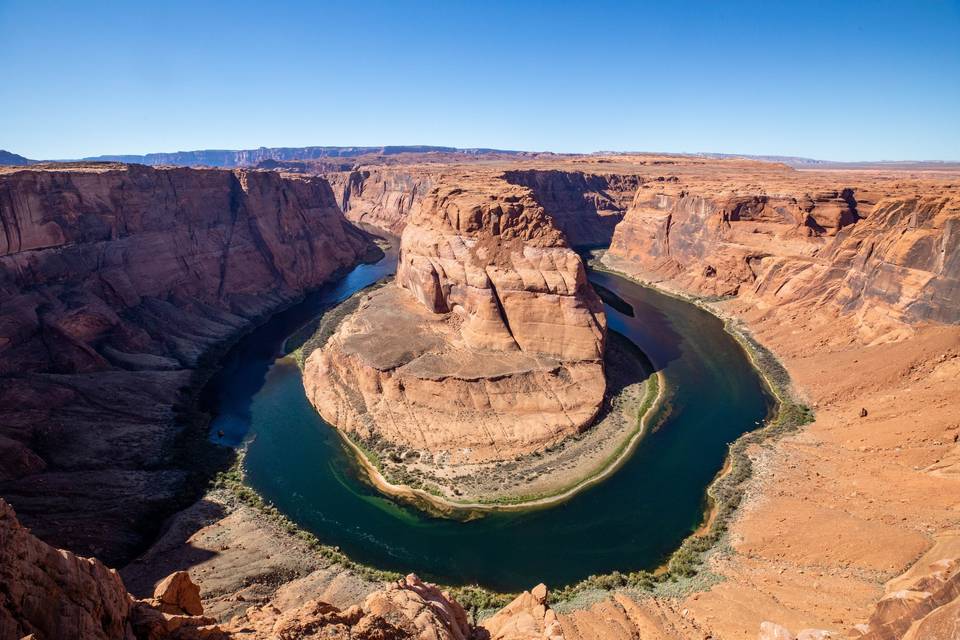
[3,2,960,639]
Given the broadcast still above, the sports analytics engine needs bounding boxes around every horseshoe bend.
[3,5,960,639]
[2,151,959,639]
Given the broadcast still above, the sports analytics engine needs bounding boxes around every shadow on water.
[201,240,398,446]
[206,246,772,591]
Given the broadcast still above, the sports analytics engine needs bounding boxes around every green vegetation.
[216,259,814,610]
[287,281,386,368]
[213,455,405,585]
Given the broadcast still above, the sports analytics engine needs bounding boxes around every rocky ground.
[306,171,609,471]
[1,154,959,639]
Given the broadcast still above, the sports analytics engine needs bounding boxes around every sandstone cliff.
[0,497,228,640]
[305,174,606,464]
[0,163,375,564]
[3,493,569,640]
[503,169,640,246]
[605,177,960,343]
[324,165,640,246]
[327,168,433,234]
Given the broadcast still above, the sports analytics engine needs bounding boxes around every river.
[203,243,772,592]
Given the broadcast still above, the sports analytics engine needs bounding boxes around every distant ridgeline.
[79,145,530,168]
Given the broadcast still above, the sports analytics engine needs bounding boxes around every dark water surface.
[204,247,772,591]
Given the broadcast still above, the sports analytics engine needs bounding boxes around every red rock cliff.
[605,178,960,342]
[0,163,374,564]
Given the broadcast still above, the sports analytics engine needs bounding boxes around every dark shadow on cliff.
[119,497,224,598]
[588,269,683,372]
[503,169,637,246]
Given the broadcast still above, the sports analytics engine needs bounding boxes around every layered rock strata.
[306,175,606,464]
[0,163,374,564]
[323,165,641,246]
[502,169,641,246]
[0,497,226,640]
[605,178,959,342]
[4,494,571,640]
[327,168,434,235]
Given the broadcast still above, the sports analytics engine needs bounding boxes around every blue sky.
[2,1,958,161]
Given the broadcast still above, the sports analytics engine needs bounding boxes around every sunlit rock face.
[605,176,960,343]
[306,173,607,464]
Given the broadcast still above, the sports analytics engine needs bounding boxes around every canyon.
[0,153,958,639]
[305,172,608,472]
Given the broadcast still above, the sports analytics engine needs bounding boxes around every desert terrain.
[1,149,958,640]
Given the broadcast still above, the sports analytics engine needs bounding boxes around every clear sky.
[2,0,958,161]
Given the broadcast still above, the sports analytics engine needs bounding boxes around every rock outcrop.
[605,174,960,342]
[305,174,606,464]
[327,168,433,235]
[481,584,564,640]
[226,574,475,639]
[0,163,375,564]
[322,165,641,246]
[0,497,224,640]
[503,170,640,246]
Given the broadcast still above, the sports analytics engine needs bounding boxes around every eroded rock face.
[503,170,641,246]
[605,178,960,342]
[481,584,565,640]
[306,174,606,463]
[327,168,434,235]
[0,497,224,640]
[0,164,375,563]
[0,497,133,640]
[226,574,471,640]
[396,179,605,361]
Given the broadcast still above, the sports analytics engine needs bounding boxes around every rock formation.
[0,163,375,564]
[3,153,960,640]
[481,584,565,640]
[0,497,225,640]
[305,174,606,464]
[226,574,473,640]
[322,165,640,246]
[503,169,640,246]
[327,167,434,235]
[605,171,960,342]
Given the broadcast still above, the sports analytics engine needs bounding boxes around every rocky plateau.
[305,172,608,471]
[1,153,959,639]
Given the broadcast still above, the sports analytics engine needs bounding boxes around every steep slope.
[326,167,434,234]
[323,165,641,246]
[305,173,606,467]
[503,169,641,246]
[0,163,375,565]
[605,177,960,342]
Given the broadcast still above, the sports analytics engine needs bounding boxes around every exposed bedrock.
[306,175,607,464]
[324,166,640,246]
[605,182,960,341]
[502,169,640,246]
[0,164,375,564]
[326,168,434,235]
[7,494,558,640]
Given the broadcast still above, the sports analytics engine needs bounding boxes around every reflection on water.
[203,247,772,591]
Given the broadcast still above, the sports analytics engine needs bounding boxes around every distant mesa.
[80,145,534,168]
[0,150,36,166]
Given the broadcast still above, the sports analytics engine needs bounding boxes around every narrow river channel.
[203,243,773,592]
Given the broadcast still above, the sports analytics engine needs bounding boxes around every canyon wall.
[503,169,641,246]
[0,164,375,565]
[324,166,640,246]
[605,180,960,342]
[305,173,607,463]
[326,168,434,235]
[5,494,560,640]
